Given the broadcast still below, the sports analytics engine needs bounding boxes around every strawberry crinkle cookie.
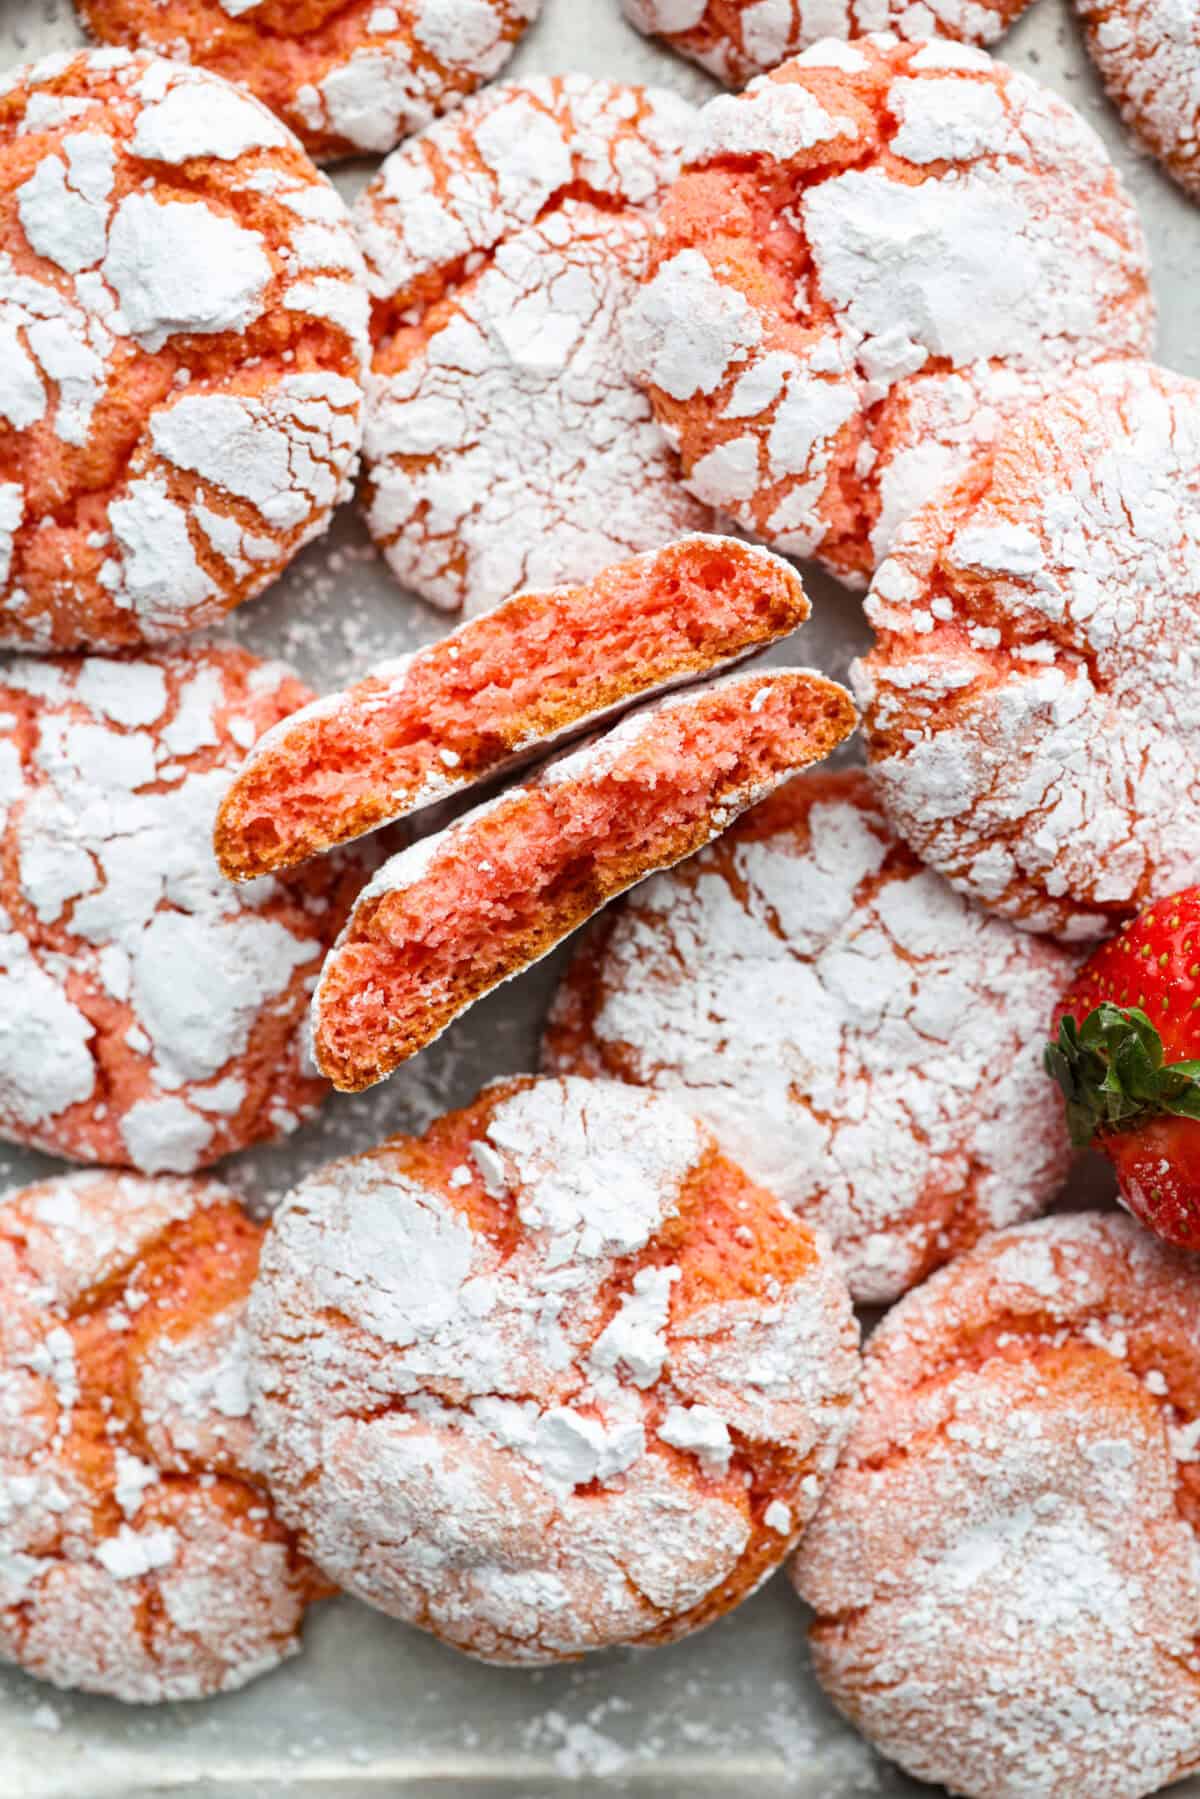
[214,537,812,881]
[311,666,857,1091]
[544,769,1077,1305]
[856,359,1200,941]
[1076,0,1200,199]
[624,36,1153,588]
[0,645,364,1174]
[75,0,543,162]
[247,1075,861,1662]
[0,50,366,651]
[0,1169,328,1702]
[795,1212,1200,1799]
[621,0,1032,83]
[354,74,715,619]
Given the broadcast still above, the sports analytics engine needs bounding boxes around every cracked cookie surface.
[1076,0,1200,198]
[621,0,1032,83]
[795,1213,1200,1799]
[544,769,1076,1305]
[354,75,713,618]
[76,0,542,162]
[625,36,1152,588]
[0,1169,327,1702]
[247,1074,860,1663]
[0,645,363,1172]
[0,49,366,650]
[856,359,1200,941]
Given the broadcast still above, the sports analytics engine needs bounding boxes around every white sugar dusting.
[355,75,710,617]
[858,359,1200,938]
[625,35,1152,584]
[545,770,1075,1303]
[0,646,354,1173]
[797,1213,1200,1798]
[248,1076,860,1662]
[0,1170,313,1702]
[0,50,367,650]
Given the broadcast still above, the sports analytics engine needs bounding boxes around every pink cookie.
[354,75,714,618]
[545,769,1077,1305]
[76,0,542,162]
[622,0,1033,83]
[248,1075,861,1662]
[857,359,1200,940]
[0,50,366,650]
[0,645,363,1172]
[1076,0,1200,199]
[0,1169,329,1702]
[796,1213,1200,1799]
[625,37,1153,587]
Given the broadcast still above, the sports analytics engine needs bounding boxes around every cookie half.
[215,537,811,881]
[312,667,857,1090]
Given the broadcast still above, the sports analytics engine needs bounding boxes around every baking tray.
[0,0,1197,1793]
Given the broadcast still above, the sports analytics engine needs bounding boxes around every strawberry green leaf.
[1045,1003,1200,1148]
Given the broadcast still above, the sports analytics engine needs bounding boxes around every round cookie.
[0,50,367,651]
[855,358,1200,941]
[624,37,1154,588]
[795,1213,1200,1799]
[621,0,1032,83]
[76,1,543,162]
[354,75,714,618]
[0,645,364,1173]
[247,1075,861,1663]
[1076,0,1200,199]
[544,769,1076,1305]
[0,1169,328,1702]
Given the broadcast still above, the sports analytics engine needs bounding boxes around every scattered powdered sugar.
[621,0,1026,84]
[247,1075,860,1662]
[796,1213,1200,1799]
[0,1169,315,1702]
[857,359,1200,939]
[625,35,1152,586]
[544,770,1076,1304]
[0,49,367,649]
[354,75,712,617]
[0,646,356,1173]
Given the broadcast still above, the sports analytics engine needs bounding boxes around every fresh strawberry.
[1046,889,1200,1251]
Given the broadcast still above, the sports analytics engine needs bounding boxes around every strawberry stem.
[1045,1002,1200,1150]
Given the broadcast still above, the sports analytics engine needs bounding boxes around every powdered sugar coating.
[621,0,1031,83]
[77,0,543,161]
[1076,0,1200,197]
[0,644,362,1172]
[544,770,1076,1305]
[355,75,715,617]
[795,1212,1200,1799]
[856,359,1200,941]
[0,50,366,650]
[248,1075,860,1662]
[0,1169,323,1702]
[625,37,1153,588]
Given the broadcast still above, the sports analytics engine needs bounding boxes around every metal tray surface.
[0,0,1197,1793]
